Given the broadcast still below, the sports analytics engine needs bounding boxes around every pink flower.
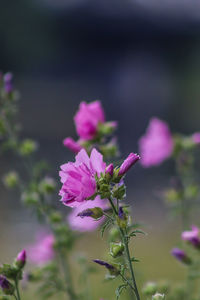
[192,132,200,144]
[59,148,106,207]
[139,118,174,167]
[118,153,140,176]
[74,101,105,140]
[182,226,200,248]
[63,137,82,153]
[28,234,55,265]
[68,196,107,232]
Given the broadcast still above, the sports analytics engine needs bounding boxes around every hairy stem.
[108,197,140,300]
[14,279,21,300]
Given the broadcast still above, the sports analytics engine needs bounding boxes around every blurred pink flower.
[68,196,107,232]
[182,225,200,248]
[59,148,106,207]
[63,137,82,153]
[28,234,55,265]
[139,118,174,167]
[74,101,105,140]
[192,132,200,144]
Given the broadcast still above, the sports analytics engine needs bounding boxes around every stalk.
[108,197,140,300]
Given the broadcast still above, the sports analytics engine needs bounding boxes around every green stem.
[59,251,78,300]
[14,280,21,300]
[108,197,140,300]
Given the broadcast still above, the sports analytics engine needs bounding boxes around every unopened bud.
[171,248,191,265]
[118,153,140,176]
[93,259,120,276]
[78,207,104,220]
[3,171,19,188]
[110,242,124,258]
[15,250,26,269]
[0,276,15,295]
[19,139,38,156]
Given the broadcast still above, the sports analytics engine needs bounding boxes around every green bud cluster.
[19,139,38,156]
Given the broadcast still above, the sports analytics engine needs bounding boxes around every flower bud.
[93,259,120,276]
[0,264,18,280]
[63,137,82,153]
[0,276,15,295]
[110,242,124,258]
[39,177,56,194]
[21,192,39,205]
[142,282,157,296]
[3,171,19,188]
[152,293,165,299]
[105,164,114,177]
[77,207,104,220]
[171,248,191,265]
[118,153,140,176]
[116,207,128,229]
[15,250,26,269]
[19,139,38,156]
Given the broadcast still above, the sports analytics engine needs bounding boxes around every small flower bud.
[110,242,124,258]
[78,207,104,220]
[3,171,19,188]
[0,276,15,295]
[49,211,62,223]
[15,250,26,269]
[142,282,157,296]
[117,207,128,229]
[152,293,165,299]
[105,164,114,177]
[171,248,191,265]
[21,192,39,205]
[118,153,140,176]
[63,137,82,153]
[19,139,38,156]
[39,177,56,194]
[93,259,120,276]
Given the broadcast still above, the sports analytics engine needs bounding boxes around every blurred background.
[1,0,200,299]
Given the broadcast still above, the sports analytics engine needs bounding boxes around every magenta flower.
[68,196,107,232]
[28,234,55,265]
[63,137,82,153]
[74,101,105,140]
[16,249,26,268]
[139,118,174,167]
[171,248,191,264]
[118,153,140,176]
[182,226,200,248]
[192,132,200,144]
[59,148,106,207]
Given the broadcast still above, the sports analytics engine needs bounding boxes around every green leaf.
[115,284,127,300]
[130,257,140,262]
[129,229,147,237]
